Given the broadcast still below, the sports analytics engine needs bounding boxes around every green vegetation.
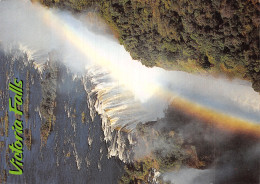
[119,121,206,183]
[81,111,85,123]
[1,169,7,184]
[136,122,204,170]
[37,0,260,92]
[98,0,260,92]
[66,151,71,157]
[119,157,161,184]
[40,115,54,145]
[0,141,4,153]
[24,128,32,150]
[0,141,4,148]
[40,53,59,145]
[4,112,8,137]
[24,71,30,125]
[5,147,9,167]
[0,117,4,136]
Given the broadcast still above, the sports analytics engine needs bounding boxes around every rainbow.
[33,3,260,138]
[171,97,260,138]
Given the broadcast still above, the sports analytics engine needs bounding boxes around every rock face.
[252,78,260,92]
[39,52,60,144]
[40,52,59,121]
[0,47,124,183]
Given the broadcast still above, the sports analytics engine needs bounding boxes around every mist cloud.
[1,1,259,183]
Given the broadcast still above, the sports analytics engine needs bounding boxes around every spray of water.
[1,1,260,182]
[1,0,259,126]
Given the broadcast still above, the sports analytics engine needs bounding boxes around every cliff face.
[38,0,260,92]
[0,46,125,183]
